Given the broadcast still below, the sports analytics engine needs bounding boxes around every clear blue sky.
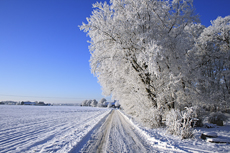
[0,0,229,104]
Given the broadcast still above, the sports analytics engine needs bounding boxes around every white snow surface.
[202,132,218,137]
[0,105,111,153]
[1,105,230,153]
[121,111,230,153]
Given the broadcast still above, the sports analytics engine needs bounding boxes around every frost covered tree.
[81,100,88,106]
[91,99,98,107]
[80,0,202,125]
[190,15,230,108]
[86,100,92,106]
[98,98,107,107]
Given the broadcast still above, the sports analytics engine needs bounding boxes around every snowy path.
[81,110,156,153]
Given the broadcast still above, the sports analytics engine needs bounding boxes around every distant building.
[105,100,120,108]
[38,102,45,105]
[22,101,36,105]
[0,101,50,106]
[21,101,47,106]
[0,101,17,105]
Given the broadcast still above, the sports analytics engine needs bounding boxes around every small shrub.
[208,112,228,126]
[166,107,194,139]
[166,109,181,136]
[151,108,163,128]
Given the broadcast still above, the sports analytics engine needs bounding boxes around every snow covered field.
[0,105,111,153]
[1,105,230,153]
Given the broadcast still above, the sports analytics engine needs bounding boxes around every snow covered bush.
[166,109,181,136]
[166,107,194,139]
[208,112,228,126]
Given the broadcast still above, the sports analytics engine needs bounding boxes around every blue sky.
[0,0,229,104]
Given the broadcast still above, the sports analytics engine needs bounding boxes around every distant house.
[104,102,114,107]
[105,100,120,108]
[1,101,17,105]
[22,101,36,105]
[21,101,46,105]
[37,102,45,105]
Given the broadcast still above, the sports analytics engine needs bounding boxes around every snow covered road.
[81,110,161,153]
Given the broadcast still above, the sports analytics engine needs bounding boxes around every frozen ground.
[0,105,111,153]
[121,111,230,153]
[0,105,230,153]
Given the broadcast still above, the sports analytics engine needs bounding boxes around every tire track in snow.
[80,110,114,153]
[81,110,154,153]
[119,111,187,153]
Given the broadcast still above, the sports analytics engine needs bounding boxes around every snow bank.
[206,138,230,143]
[119,110,230,153]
